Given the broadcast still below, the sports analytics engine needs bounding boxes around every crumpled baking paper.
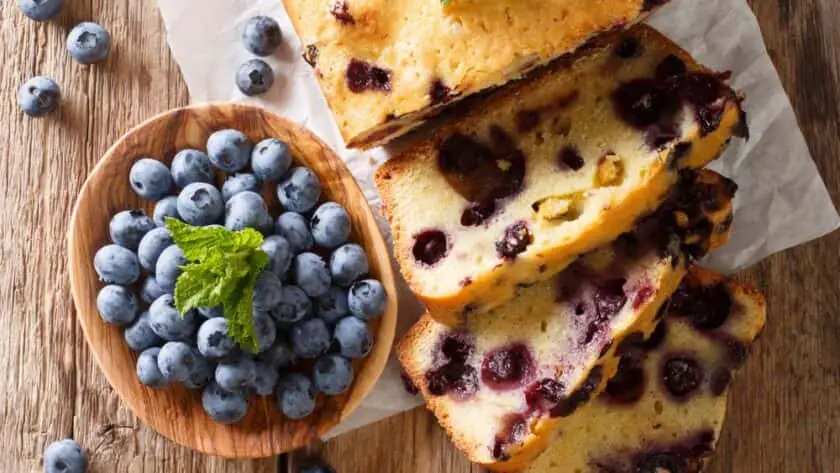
[157,0,839,438]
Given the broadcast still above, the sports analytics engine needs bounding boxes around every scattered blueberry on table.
[242,16,283,57]
[236,59,275,97]
[300,463,336,473]
[18,76,60,117]
[89,128,387,425]
[43,438,86,473]
[18,0,64,21]
[66,22,111,64]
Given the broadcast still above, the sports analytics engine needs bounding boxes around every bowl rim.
[67,102,399,458]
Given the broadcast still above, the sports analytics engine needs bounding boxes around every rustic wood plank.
[294,0,840,472]
[0,0,276,471]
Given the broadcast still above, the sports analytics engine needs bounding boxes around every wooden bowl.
[67,103,398,458]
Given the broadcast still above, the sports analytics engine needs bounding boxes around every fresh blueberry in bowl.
[252,138,292,181]
[66,22,110,64]
[140,276,168,304]
[258,339,295,369]
[110,209,156,251]
[277,167,321,213]
[18,0,64,21]
[196,318,237,360]
[300,464,336,473]
[291,318,331,359]
[242,16,283,57]
[311,202,351,249]
[270,285,314,324]
[148,294,197,341]
[253,311,278,353]
[155,244,187,292]
[261,235,293,277]
[253,272,284,312]
[348,279,387,320]
[157,341,205,384]
[202,381,250,424]
[124,311,163,352]
[170,149,213,188]
[316,286,350,324]
[222,173,263,201]
[313,354,354,395]
[334,316,373,358]
[277,373,316,420]
[136,347,168,389]
[225,190,270,231]
[275,212,314,253]
[293,252,331,298]
[130,158,173,200]
[93,244,140,285]
[177,182,224,226]
[96,284,138,326]
[329,243,369,287]
[251,361,279,396]
[43,439,86,473]
[215,356,258,392]
[137,227,174,272]
[153,196,180,226]
[18,76,60,117]
[207,129,252,172]
[236,59,275,97]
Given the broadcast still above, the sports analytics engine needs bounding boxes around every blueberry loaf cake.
[376,26,746,325]
[522,267,766,473]
[283,0,672,148]
[398,169,737,470]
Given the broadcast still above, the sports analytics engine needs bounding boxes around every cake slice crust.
[521,267,767,473]
[376,25,746,326]
[398,169,737,470]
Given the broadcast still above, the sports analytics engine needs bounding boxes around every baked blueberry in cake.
[376,26,746,326]
[521,267,766,473]
[398,169,737,470]
[282,1,674,148]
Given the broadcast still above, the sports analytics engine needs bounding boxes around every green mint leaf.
[168,218,269,354]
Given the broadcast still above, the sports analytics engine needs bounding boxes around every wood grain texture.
[290,1,840,472]
[67,104,398,459]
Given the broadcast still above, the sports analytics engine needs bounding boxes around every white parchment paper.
[157,0,839,438]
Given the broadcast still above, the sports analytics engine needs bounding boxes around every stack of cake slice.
[285,5,760,471]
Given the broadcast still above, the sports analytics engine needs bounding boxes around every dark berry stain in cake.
[458,277,473,287]
[632,285,655,309]
[514,90,579,135]
[492,413,530,460]
[437,129,526,225]
[429,79,453,105]
[597,429,716,473]
[605,357,647,405]
[481,343,535,390]
[440,333,473,364]
[656,54,688,79]
[579,278,628,344]
[550,365,603,418]
[496,221,533,259]
[526,378,566,413]
[558,146,585,171]
[329,1,355,24]
[425,333,479,399]
[346,59,392,93]
[615,37,643,58]
[412,230,449,266]
[661,355,704,399]
[302,44,319,67]
[670,281,732,330]
[635,452,686,473]
[516,110,540,133]
[399,370,420,395]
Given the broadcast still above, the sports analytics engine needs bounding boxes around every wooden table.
[1,0,837,471]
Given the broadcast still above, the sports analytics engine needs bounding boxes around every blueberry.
[207,129,252,172]
[221,173,262,202]
[242,16,283,57]
[140,276,168,304]
[258,339,295,369]
[137,227,173,272]
[171,149,213,188]
[18,0,64,21]
[148,294,197,341]
[183,357,215,390]
[275,212,314,253]
[316,286,349,324]
[196,317,237,360]
[311,202,351,249]
[198,306,224,319]
[124,311,163,352]
[96,285,138,326]
[313,354,354,395]
[293,252,331,297]
[291,318,331,359]
[277,373,316,420]
[18,76,60,116]
[66,22,110,64]
[202,382,250,424]
[252,272,283,313]
[277,167,321,213]
[251,361,279,396]
[177,182,224,226]
[215,356,257,392]
[252,138,292,181]
[253,311,278,353]
[155,244,187,292]
[44,439,86,473]
[109,209,156,251]
[261,235,292,277]
[130,158,173,201]
[136,347,168,388]
[225,191,270,232]
[329,243,369,287]
[348,279,387,320]
[334,316,372,359]
[153,196,180,226]
[236,59,275,97]
[93,244,140,285]
[157,341,202,383]
[301,464,336,473]
[270,285,313,324]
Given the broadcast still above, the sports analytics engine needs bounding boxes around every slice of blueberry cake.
[283,1,672,149]
[522,267,766,473]
[398,169,737,470]
[376,25,746,326]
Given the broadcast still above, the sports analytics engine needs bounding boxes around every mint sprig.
[166,218,268,353]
